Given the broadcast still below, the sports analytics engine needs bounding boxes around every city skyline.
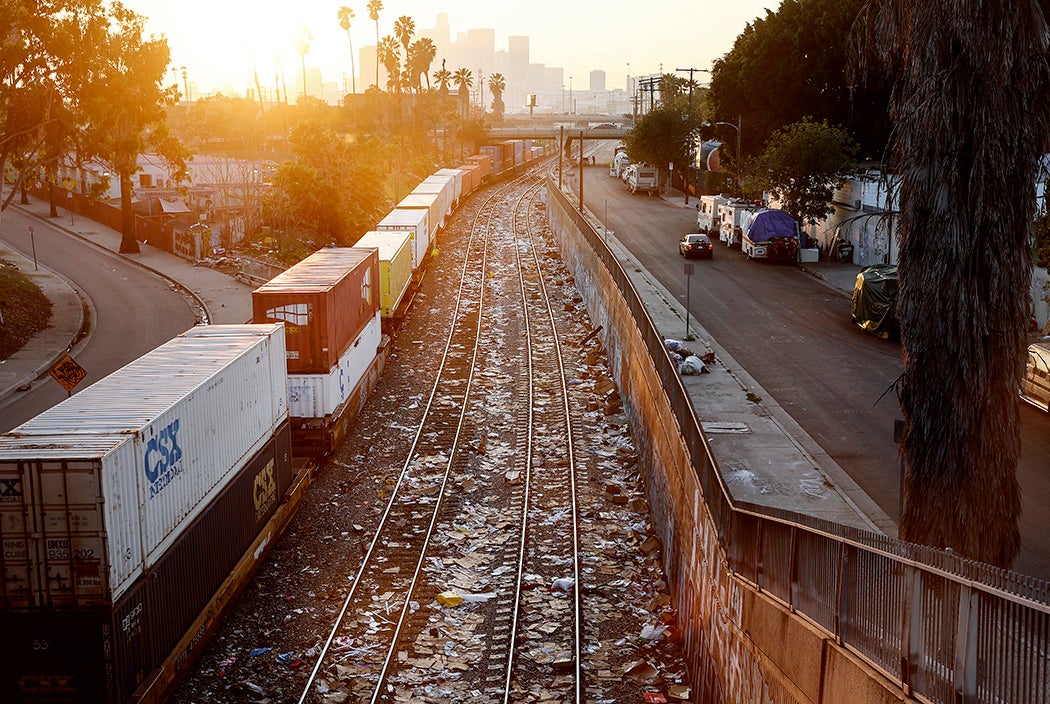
[126,0,776,103]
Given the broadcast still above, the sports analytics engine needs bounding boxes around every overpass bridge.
[484,125,628,142]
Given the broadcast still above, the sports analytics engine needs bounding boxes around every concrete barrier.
[544,178,906,704]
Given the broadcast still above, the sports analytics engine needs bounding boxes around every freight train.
[0,139,546,704]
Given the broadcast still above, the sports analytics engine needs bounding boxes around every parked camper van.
[627,164,660,195]
[697,194,728,233]
[1021,340,1050,412]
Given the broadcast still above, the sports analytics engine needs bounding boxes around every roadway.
[0,206,195,432]
[579,155,1050,580]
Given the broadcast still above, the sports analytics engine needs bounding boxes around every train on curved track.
[0,138,547,704]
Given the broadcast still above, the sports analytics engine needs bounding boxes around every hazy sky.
[124,0,777,96]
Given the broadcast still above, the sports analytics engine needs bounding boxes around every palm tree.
[855,0,1050,568]
[337,6,356,94]
[295,25,312,99]
[488,72,506,121]
[377,35,401,94]
[366,0,382,89]
[453,67,473,118]
[412,37,436,90]
[433,60,451,98]
[393,15,415,58]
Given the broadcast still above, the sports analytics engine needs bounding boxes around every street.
[0,206,195,432]
[582,154,1050,580]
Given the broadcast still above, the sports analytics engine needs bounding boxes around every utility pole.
[676,67,708,205]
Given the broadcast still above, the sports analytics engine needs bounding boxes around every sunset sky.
[122,0,776,97]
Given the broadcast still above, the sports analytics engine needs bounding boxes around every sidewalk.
[0,196,255,405]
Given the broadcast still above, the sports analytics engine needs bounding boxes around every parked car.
[1021,340,1050,412]
[679,233,714,259]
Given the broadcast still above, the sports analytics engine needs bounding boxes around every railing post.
[788,525,798,612]
[834,542,846,643]
[954,586,978,704]
[899,566,921,696]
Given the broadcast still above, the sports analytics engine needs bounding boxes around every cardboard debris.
[668,684,692,700]
[625,659,659,681]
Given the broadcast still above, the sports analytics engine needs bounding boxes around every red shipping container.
[253,248,379,374]
[466,153,492,182]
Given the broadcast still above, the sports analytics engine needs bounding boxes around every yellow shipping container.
[354,231,413,318]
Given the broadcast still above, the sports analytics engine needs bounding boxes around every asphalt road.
[0,207,195,432]
[581,154,1050,580]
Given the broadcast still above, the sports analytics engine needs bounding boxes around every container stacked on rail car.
[252,247,388,456]
[0,325,292,704]
[354,230,414,328]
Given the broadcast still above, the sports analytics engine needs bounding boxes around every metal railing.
[545,177,1050,704]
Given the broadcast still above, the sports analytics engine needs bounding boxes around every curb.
[0,243,87,405]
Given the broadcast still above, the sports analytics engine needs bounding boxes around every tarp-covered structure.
[851,264,899,338]
[746,209,798,243]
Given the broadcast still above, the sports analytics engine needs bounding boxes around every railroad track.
[297,163,591,703]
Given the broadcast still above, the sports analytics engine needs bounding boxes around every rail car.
[0,144,553,704]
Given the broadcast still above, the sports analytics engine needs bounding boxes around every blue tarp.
[746,209,798,243]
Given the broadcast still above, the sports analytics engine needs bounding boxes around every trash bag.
[678,356,706,375]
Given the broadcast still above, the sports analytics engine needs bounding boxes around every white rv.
[696,194,728,233]
[717,199,756,247]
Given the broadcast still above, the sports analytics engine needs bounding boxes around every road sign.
[684,262,694,276]
[49,354,87,393]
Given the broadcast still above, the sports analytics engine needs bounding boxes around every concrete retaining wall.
[544,181,906,704]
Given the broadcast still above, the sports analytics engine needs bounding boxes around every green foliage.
[261,123,387,248]
[748,118,857,225]
[623,80,706,178]
[708,0,890,161]
[0,260,52,361]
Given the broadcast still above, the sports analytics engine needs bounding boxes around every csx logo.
[19,674,75,693]
[254,460,277,521]
[145,420,183,496]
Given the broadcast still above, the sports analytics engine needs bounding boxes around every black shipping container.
[0,422,294,704]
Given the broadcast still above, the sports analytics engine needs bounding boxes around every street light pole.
[715,117,742,198]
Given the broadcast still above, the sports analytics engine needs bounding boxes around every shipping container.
[395,191,444,238]
[353,231,413,319]
[458,164,481,195]
[499,139,525,167]
[287,313,381,419]
[0,425,292,704]
[433,168,465,206]
[0,328,288,610]
[478,145,503,175]
[465,153,492,183]
[412,176,455,223]
[376,208,429,270]
[252,248,379,375]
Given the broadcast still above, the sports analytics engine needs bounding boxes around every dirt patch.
[0,259,52,360]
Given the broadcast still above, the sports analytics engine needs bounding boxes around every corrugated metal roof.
[254,248,373,293]
[378,209,427,226]
[355,231,411,259]
[0,332,275,442]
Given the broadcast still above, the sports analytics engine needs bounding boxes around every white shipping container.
[377,209,430,270]
[0,325,288,606]
[288,313,381,418]
[434,168,464,205]
[417,174,456,217]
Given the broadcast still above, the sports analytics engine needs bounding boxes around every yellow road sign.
[49,354,87,393]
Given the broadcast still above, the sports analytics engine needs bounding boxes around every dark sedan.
[679,233,714,259]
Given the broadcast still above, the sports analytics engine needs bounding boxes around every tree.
[488,72,506,121]
[433,61,452,97]
[377,36,401,94]
[393,15,415,58]
[337,6,356,95]
[855,0,1050,568]
[367,0,383,89]
[411,37,436,91]
[708,0,891,162]
[452,68,473,118]
[748,118,857,225]
[77,2,187,253]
